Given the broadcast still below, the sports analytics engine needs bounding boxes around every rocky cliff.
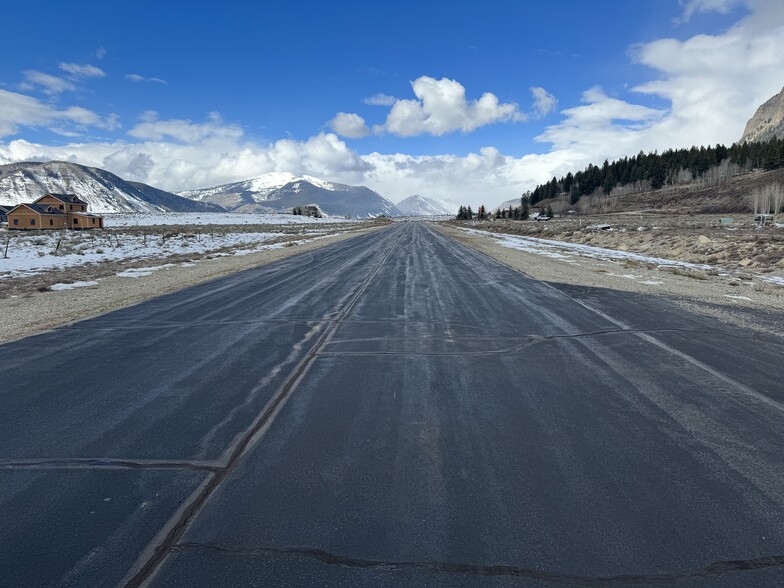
[741,86,784,144]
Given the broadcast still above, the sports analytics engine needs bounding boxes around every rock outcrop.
[741,86,784,144]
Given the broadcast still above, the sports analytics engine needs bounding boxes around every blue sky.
[0,0,782,206]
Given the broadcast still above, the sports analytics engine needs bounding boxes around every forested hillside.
[527,138,784,208]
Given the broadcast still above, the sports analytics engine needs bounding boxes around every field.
[0,214,375,299]
[456,211,784,277]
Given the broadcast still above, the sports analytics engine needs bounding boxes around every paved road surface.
[2,222,784,587]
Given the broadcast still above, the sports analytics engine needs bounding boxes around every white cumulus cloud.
[328,112,370,138]
[128,111,242,143]
[530,87,557,117]
[382,76,525,136]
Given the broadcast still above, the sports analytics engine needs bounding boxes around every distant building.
[6,193,103,230]
[302,204,324,218]
[0,204,10,223]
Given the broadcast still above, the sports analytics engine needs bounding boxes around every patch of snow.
[104,212,357,227]
[49,280,99,290]
[465,228,714,270]
[724,295,754,301]
[0,228,337,280]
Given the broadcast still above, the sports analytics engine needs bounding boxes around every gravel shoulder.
[1,224,384,344]
[437,223,784,336]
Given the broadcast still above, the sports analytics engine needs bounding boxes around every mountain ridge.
[0,161,224,213]
[396,194,457,216]
[179,172,402,217]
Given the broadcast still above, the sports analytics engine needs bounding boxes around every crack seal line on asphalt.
[0,458,221,472]
[121,226,400,588]
[435,224,784,415]
[173,541,784,586]
[316,327,723,357]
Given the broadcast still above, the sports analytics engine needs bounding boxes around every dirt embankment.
[452,213,784,273]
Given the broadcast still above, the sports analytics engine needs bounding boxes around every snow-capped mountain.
[179,172,403,217]
[396,194,458,216]
[0,161,224,213]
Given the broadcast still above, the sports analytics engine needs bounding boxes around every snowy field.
[464,228,784,288]
[0,228,335,280]
[104,212,359,227]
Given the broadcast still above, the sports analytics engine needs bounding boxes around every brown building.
[34,193,88,213]
[6,193,104,230]
[7,203,68,230]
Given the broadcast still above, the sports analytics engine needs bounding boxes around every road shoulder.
[436,223,784,336]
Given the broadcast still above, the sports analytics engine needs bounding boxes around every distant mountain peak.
[741,86,784,144]
[179,173,402,217]
[396,194,457,216]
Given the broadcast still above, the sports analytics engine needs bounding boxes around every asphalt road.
[2,222,784,587]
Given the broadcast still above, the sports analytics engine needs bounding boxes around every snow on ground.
[463,228,784,288]
[104,212,359,227]
[0,229,335,280]
[50,280,99,290]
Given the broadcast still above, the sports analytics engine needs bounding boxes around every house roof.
[35,193,87,205]
[10,203,66,215]
[0,205,11,213]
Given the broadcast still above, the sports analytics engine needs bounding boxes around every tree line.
[456,199,554,221]
[526,137,784,206]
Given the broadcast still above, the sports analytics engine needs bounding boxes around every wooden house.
[6,203,69,230]
[33,194,88,213]
[6,193,103,230]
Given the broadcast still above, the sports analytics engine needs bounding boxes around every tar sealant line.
[0,458,222,473]
[122,229,401,588]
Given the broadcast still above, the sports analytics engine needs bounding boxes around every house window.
[73,218,79,224]
[69,205,73,211]
[13,219,18,225]
[50,219,54,226]
[59,205,64,210]
[30,218,35,225]
[92,218,96,224]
